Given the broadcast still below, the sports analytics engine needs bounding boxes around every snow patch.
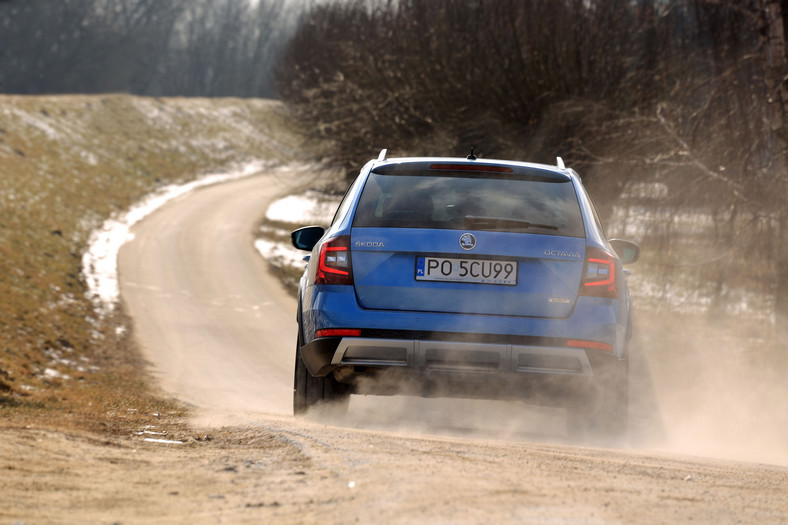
[265,190,341,224]
[255,190,341,273]
[254,238,306,269]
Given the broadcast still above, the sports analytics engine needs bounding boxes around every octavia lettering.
[544,249,581,258]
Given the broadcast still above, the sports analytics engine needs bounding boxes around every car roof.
[369,156,575,183]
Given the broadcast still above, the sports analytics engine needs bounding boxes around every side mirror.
[291,226,326,251]
[609,239,640,265]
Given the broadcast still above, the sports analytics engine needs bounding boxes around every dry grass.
[0,94,302,435]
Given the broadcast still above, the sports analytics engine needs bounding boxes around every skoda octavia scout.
[290,151,639,436]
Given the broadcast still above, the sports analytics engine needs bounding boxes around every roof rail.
[377,148,388,161]
[556,157,565,169]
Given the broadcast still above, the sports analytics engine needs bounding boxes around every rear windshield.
[352,172,585,237]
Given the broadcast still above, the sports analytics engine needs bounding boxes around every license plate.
[415,256,518,286]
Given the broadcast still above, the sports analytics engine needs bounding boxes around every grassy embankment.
[0,95,303,434]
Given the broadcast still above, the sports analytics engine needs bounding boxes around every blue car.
[291,151,639,435]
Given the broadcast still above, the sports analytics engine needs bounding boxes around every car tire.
[293,330,350,416]
[568,359,629,441]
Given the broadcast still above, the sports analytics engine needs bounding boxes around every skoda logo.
[459,233,476,251]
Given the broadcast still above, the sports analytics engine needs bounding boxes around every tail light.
[315,235,353,285]
[567,339,613,352]
[316,328,361,338]
[429,163,514,173]
[580,247,617,298]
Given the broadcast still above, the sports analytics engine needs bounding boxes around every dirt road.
[117,168,299,422]
[2,168,786,524]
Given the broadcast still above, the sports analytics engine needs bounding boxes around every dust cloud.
[312,395,573,444]
[305,316,788,467]
[636,315,788,466]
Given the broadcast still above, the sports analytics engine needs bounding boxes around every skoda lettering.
[355,241,384,248]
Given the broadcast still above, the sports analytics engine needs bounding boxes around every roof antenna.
[467,147,477,160]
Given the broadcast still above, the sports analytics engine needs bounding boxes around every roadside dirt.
[2,412,787,524]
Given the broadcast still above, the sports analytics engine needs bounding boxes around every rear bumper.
[332,337,593,375]
[301,334,623,404]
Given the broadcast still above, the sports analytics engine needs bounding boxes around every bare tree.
[277,0,644,172]
[0,0,294,97]
[158,0,290,97]
[757,0,788,354]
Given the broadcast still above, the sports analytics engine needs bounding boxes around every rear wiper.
[464,216,559,231]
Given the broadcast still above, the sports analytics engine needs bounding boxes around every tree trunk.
[760,0,788,358]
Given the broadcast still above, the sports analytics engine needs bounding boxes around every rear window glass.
[352,172,585,237]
